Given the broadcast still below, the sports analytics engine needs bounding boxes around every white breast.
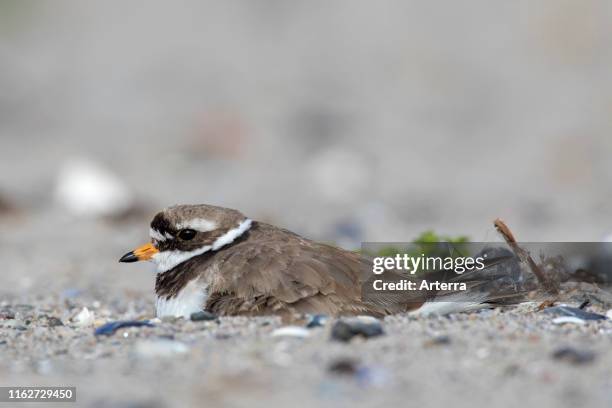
[155,278,208,319]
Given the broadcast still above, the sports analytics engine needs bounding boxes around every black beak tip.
[119,251,138,263]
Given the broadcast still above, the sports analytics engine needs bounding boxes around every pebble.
[306,314,329,328]
[542,306,606,321]
[328,358,359,375]
[54,158,134,218]
[73,307,95,327]
[423,335,451,347]
[45,316,64,327]
[272,326,311,338]
[94,320,154,336]
[330,317,384,342]
[0,310,15,320]
[552,347,595,365]
[190,311,217,321]
[327,357,389,387]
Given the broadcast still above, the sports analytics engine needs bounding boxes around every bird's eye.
[178,229,197,241]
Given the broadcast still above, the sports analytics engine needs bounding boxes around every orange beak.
[119,242,159,263]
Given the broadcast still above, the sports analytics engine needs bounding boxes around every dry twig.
[494,218,558,295]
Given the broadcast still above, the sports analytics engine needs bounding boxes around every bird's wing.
[204,239,393,316]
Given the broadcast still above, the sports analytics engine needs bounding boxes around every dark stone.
[328,358,359,375]
[543,306,607,321]
[0,310,15,320]
[423,335,451,347]
[94,320,154,336]
[45,316,64,327]
[190,311,217,321]
[330,318,384,342]
[552,347,595,365]
[49,317,63,326]
[306,314,329,328]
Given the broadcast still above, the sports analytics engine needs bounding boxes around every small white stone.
[353,315,381,324]
[55,158,133,218]
[271,326,311,338]
[73,307,95,327]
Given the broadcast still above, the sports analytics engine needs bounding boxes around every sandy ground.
[0,214,611,408]
[1,293,611,408]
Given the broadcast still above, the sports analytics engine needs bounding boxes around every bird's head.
[119,204,252,272]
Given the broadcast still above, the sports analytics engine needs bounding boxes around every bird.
[118,204,433,319]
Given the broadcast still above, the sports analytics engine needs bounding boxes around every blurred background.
[2,3,612,407]
[1,0,612,295]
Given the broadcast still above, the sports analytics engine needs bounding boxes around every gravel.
[0,212,611,408]
[1,290,611,408]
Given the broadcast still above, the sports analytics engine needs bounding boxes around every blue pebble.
[306,314,329,328]
[543,306,607,321]
[94,320,154,336]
